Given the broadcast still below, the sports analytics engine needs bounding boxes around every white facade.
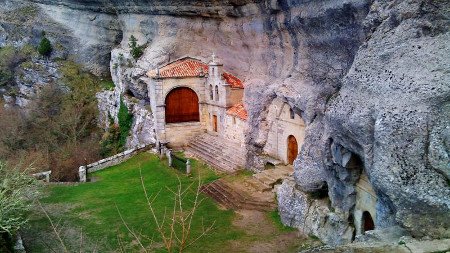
[146,56,247,147]
[263,98,306,164]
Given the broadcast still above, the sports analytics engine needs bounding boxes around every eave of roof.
[222,72,244,89]
[226,103,248,121]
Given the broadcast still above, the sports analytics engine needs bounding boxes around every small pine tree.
[38,32,52,57]
[128,35,144,60]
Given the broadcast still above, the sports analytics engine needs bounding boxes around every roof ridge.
[159,56,206,69]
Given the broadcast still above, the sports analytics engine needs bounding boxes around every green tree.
[128,35,144,60]
[38,33,52,57]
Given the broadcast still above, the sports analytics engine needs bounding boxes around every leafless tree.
[116,169,215,253]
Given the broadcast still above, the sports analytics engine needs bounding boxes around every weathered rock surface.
[1,0,449,246]
[2,57,60,107]
[277,179,354,246]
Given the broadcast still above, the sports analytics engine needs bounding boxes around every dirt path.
[224,209,321,253]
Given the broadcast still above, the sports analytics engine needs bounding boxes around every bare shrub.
[116,170,215,253]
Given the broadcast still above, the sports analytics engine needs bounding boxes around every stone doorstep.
[247,177,275,192]
[253,172,286,186]
[244,178,272,192]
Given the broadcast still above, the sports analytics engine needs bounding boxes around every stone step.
[188,141,242,168]
[186,145,239,171]
[254,174,283,187]
[200,179,276,212]
[201,183,238,209]
[188,139,243,161]
[244,178,273,192]
[204,181,245,208]
[194,134,245,158]
[189,138,246,163]
[186,133,246,173]
[186,147,238,173]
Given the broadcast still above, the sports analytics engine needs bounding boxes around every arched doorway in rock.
[165,87,199,123]
[287,135,298,165]
[362,211,375,233]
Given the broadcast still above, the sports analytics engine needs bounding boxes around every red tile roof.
[222,72,244,89]
[147,57,208,78]
[226,103,248,121]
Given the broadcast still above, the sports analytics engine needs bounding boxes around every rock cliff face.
[1,0,449,246]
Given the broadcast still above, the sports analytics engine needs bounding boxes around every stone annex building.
[145,55,378,236]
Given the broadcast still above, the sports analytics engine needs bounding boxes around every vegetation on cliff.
[0,52,109,181]
[129,35,145,60]
[100,97,133,157]
[0,45,37,89]
[37,32,52,57]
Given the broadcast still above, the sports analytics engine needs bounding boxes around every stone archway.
[287,135,298,165]
[362,211,375,233]
[165,87,199,123]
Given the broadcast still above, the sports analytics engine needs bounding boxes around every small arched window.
[215,85,219,101]
[209,84,213,100]
[289,108,295,119]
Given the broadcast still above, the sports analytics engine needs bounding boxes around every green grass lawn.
[24,152,313,253]
[26,152,244,252]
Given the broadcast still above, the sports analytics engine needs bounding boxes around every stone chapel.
[146,55,306,169]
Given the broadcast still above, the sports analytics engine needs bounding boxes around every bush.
[100,80,115,91]
[118,98,133,149]
[128,35,144,60]
[100,98,133,157]
[0,162,39,235]
[100,122,121,157]
[38,34,52,57]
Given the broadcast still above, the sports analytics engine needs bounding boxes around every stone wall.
[223,115,246,146]
[79,144,151,181]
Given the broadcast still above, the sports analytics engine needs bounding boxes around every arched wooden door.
[165,87,199,123]
[287,135,298,165]
[362,211,375,233]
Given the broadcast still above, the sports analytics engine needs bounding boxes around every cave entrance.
[362,211,375,233]
[165,87,199,123]
[287,135,298,165]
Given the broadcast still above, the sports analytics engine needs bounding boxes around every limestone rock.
[125,100,156,148]
[277,179,354,246]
